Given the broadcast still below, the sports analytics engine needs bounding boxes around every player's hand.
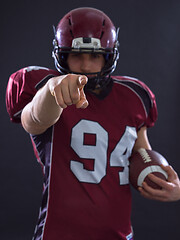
[48,74,89,109]
[139,165,180,202]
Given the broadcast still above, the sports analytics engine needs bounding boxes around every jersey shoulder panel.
[112,75,158,128]
[6,66,59,123]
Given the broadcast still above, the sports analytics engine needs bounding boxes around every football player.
[6,7,180,240]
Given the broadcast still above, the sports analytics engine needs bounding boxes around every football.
[129,148,169,190]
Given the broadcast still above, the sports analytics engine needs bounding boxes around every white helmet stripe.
[72,37,102,49]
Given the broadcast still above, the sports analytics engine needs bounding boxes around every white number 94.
[71,120,137,185]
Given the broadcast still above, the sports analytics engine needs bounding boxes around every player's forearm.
[132,126,152,152]
[21,82,62,135]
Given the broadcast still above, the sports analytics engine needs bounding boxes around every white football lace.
[138,148,152,163]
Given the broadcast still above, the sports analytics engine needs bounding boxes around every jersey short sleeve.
[112,76,158,129]
[6,66,59,123]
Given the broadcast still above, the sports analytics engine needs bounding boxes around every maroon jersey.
[6,66,157,240]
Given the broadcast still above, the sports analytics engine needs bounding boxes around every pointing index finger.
[78,75,88,88]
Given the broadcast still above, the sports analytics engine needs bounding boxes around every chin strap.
[85,75,113,99]
[85,75,111,90]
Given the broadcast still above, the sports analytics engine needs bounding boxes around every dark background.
[1,0,180,239]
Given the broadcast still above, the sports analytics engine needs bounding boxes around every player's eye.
[91,53,102,59]
[70,53,81,57]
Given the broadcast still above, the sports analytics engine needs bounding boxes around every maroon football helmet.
[52,7,119,90]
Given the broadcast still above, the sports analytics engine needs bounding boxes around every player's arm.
[21,74,88,135]
[133,126,152,152]
[133,127,180,202]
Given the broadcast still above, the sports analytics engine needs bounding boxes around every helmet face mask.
[52,7,119,89]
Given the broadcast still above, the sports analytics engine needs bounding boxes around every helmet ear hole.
[104,53,110,61]
[59,53,68,61]
[58,53,69,70]
[102,54,115,75]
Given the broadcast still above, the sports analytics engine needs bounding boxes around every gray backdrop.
[1,0,180,239]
